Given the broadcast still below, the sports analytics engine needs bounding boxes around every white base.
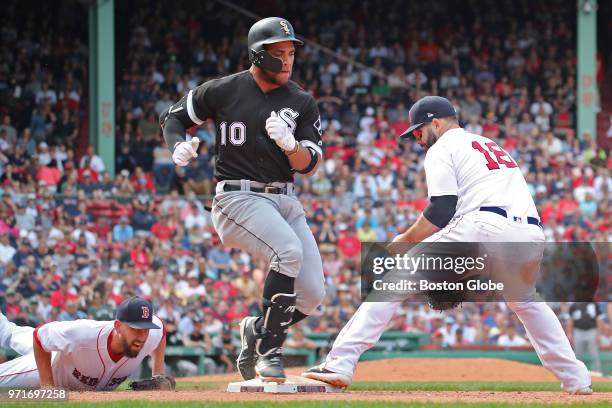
[227,375,344,394]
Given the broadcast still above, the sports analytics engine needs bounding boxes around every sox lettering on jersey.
[72,368,128,389]
[72,368,99,387]
[278,108,299,133]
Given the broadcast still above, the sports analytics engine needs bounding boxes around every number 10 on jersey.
[220,122,246,146]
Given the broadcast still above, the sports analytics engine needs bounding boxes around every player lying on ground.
[0,297,173,391]
[160,17,325,384]
[302,95,593,395]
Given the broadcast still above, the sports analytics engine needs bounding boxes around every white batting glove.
[172,139,199,167]
[265,111,297,152]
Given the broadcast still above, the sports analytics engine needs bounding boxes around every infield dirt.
[70,358,611,404]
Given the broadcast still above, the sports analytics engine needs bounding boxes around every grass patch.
[2,381,610,407]
[346,381,612,392]
[170,380,612,393]
[2,401,610,408]
[3,402,612,408]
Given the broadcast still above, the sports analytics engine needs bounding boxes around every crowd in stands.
[0,0,611,373]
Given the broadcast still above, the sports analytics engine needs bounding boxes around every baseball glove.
[425,287,465,311]
[425,276,471,311]
[128,375,176,391]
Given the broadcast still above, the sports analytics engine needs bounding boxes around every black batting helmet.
[248,17,303,73]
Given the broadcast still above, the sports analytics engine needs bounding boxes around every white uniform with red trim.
[0,316,165,390]
[0,312,35,356]
[316,128,591,393]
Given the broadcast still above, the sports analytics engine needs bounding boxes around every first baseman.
[0,297,167,390]
[160,17,325,383]
[303,96,593,395]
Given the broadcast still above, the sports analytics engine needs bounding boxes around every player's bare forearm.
[33,338,55,387]
[287,145,311,170]
[151,335,167,376]
[395,214,440,243]
[289,149,321,177]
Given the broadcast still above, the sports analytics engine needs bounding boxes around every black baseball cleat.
[255,348,286,383]
[253,293,297,383]
[302,363,352,388]
[237,316,259,380]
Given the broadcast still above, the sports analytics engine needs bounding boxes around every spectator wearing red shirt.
[131,166,155,193]
[325,143,355,162]
[482,112,501,139]
[539,201,557,225]
[554,102,573,135]
[226,299,248,322]
[525,48,542,76]
[89,216,112,243]
[36,159,62,191]
[211,272,238,301]
[557,191,579,223]
[337,227,361,260]
[495,76,513,97]
[391,114,410,138]
[5,290,22,318]
[130,238,150,270]
[410,196,429,212]
[563,224,590,241]
[109,291,125,307]
[77,163,99,183]
[419,36,440,63]
[374,127,398,150]
[50,280,78,309]
[151,214,174,241]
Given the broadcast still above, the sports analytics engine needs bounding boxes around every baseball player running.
[0,297,169,390]
[160,17,325,383]
[303,96,592,395]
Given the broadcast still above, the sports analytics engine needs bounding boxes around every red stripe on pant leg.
[0,368,38,379]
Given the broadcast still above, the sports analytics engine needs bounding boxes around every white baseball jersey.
[424,127,538,219]
[0,316,165,390]
[317,129,590,394]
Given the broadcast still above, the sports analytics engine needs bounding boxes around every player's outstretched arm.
[392,195,457,244]
[128,333,175,391]
[33,335,55,388]
[151,332,167,376]
[392,213,441,244]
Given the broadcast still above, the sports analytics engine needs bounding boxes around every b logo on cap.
[141,306,149,319]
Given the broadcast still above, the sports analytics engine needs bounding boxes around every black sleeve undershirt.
[423,195,458,228]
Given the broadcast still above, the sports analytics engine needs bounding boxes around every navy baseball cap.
[116,297,160,329]
[399,96,457,139]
